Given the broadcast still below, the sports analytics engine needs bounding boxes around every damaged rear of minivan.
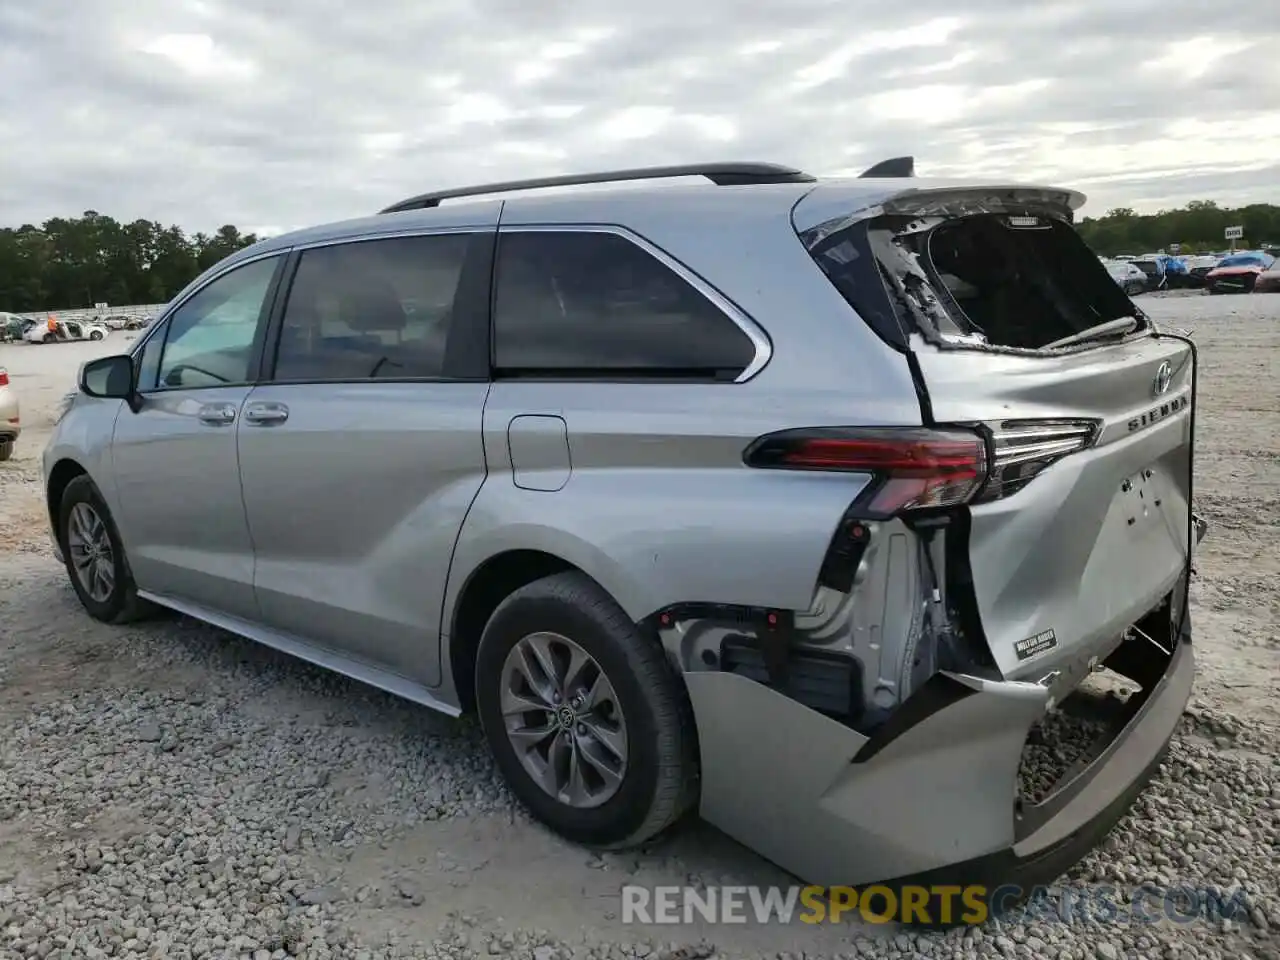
[681,180,1207,907]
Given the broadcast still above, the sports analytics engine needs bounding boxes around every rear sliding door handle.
[243,402,289,426]
[197,403,237,426]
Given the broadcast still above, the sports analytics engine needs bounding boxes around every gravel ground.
[0,291,1277,960]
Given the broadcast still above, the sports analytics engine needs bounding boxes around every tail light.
[745,420,1100,515]
[0,368,8,386]
[978,420,1099,501]
[743,427,988,516]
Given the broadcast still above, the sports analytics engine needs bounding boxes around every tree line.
[1077,200,1280,257]
[0,213,259,314]
[2,200,1278,313]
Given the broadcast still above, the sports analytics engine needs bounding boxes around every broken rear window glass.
[810,212,1146,352]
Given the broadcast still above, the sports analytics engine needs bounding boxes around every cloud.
[1,0,1277,232]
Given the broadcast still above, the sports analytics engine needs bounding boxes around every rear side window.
[492,230,757,379]
[271,234,469,382]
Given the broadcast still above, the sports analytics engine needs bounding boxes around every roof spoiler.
[858,156,915,178]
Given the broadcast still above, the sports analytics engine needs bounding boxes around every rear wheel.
[1124,280,1144,296]
[89,330,104,341]
[42,333,56,343]
[58,475,155,623]
[475,571,698,848]
[0,439,12,462]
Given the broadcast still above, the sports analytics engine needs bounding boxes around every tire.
[42,333,56,343]
[1124,281,1143,296]
[0,439,12,462]
[57,475,156,623]
[89,330,104,341]
[475,571,698,849]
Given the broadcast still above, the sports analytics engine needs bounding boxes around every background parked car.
[1205,251,1277,294]
[1101,258,1147,295]
[1253,260,1280,293]
[99,314,147,330]
[1181,254,1221,288]
[0,366,19,461]
[1132,257,1167,291]
[23,318,111,343]
[0,311,26,342]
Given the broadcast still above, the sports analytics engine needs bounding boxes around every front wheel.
[89,330,104,341]
[0,439,13,462]
[42,333,56,343]
[475,572,698,848]
[58,475,155,623]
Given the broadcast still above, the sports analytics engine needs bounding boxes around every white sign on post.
[1224,225,1244,240]
[94,302,109,314]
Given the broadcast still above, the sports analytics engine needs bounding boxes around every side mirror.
[80,354,139,411]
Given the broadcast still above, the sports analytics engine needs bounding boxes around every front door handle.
[244,401,289,426]
[197,403,237,426]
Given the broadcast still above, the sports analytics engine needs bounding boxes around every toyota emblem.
[1153,360,1173,396]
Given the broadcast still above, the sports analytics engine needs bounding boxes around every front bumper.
[1206,272,1258,293]
[684,595,1194,895]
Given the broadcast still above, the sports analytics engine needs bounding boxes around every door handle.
[244,402,289,426]
[197,403,237,426]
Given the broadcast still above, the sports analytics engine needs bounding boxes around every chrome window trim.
[496,223,773,383]
[131,222,775,383]
[293,225,491,251]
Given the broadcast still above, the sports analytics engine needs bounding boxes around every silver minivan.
[43,160,1206,908]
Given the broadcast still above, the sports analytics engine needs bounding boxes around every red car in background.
[1205,251,1276,293]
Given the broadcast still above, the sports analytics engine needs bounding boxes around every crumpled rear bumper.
[684,595,1195,893]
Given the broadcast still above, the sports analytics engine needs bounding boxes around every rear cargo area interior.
[914,214,1142,350]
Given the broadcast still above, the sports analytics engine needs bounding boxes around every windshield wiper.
[1042,316,1141,350]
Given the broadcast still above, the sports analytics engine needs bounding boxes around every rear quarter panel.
[449,381,884,626]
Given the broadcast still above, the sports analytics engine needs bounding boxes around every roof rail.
[378,162,817,214]
[858,156,915,178]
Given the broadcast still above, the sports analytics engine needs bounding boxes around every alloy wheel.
[499,631,629,809]
[66,502,115,603]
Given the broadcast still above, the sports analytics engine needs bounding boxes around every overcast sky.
[3,0,1277,234]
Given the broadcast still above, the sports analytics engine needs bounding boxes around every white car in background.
[1182,255,1221,288]
[1101,259,1147,296]
[23,319,111,344]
